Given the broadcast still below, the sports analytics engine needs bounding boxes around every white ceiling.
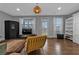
[0,3,79,16]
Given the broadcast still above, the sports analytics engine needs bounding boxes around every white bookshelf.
[65,12,79,44]
[73,12,79,44]
[65,17,73,40]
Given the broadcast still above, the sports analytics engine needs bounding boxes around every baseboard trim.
[47,37,57,39]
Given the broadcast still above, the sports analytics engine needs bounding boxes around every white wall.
[0,11,13,40]
[0,11,19,41]
[11,16,19,22]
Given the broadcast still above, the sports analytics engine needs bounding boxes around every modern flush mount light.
[57,7,62,10]
[33,3,41,15]
[16,8,20,11]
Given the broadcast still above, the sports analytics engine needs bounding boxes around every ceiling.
[0,3,79,16]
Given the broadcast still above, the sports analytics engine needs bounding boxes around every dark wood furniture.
[57,34,64,39]
[22,29,32,35]
[5,21,19,39]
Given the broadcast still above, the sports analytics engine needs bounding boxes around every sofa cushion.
[6,39,25,54]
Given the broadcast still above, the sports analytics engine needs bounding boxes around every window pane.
[45,22,48,28]
[24,19,28,24]
[25,25,28,28]
[55,17,63,34]
[42,21,48,28]
[25,21,28,24]
[29,24,32,28]
[29,21,32,24]
[22,19,33,29]
[42,20,48,35]
[56,17,62,25]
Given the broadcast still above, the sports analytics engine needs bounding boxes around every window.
[55,16,63,34]
[42,18,49,35]
[22,19,32,29]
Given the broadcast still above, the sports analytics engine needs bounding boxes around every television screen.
[22,29,32,35]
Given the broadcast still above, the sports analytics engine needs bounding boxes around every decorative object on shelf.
[33,3,41,15]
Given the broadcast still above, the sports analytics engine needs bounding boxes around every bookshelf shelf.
[65,17,73,40]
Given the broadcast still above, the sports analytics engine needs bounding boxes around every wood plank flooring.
[40,39,79,55]
[5,39,79,55]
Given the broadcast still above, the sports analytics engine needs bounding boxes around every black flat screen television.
[22,29,32,35]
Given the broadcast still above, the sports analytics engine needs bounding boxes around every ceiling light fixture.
[57,7,62,10]
[33,3,41,15]
[16,8,20,11]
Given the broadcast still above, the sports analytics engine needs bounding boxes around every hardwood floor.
[40,39,79,55]
[5,39,79,55]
